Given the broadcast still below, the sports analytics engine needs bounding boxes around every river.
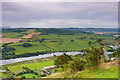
[0,52,83,66]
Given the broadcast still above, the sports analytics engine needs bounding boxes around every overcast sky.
[2,2,118,28]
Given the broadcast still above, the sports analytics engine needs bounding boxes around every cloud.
[2,0,119,2]
[2,2,118,28]
[4,19,117,28]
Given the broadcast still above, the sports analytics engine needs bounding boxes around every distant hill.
[2,28,118,35]
[2,28,83,35]
[35,28,82,35]
[63,28,118,32]
[2,26,11,29]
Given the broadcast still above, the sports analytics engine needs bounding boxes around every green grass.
[3,32,23,38]
[5,34,113,55]
[74,66,118,78]
[3,30,35,38]
[8,60,54,73]
[45,65,118,78]
[17,73,38,78]
[8,41,50,55]
[0,73,12,78]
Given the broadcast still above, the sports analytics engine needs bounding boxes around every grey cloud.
[2,2,118,28]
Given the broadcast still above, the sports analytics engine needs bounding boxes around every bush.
[2,46,16,60]
[21,76,26,79]
[22,43,32,47]
[54,53,72,69]
[16,67,38,76]
[104,59,111,62]
[67,57,87,72]
[112,49,120,57]
[84,47,103,69]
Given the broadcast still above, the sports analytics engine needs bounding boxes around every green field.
[5,34,112,55]
[17,73,38,78]
[0,73,11,78]
[8,60,54,73]
[3,32,22,38]
[9,42,51,55]
[2,28,114,56]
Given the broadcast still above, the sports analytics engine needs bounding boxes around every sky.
[2,1,118,28]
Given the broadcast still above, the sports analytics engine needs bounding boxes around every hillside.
[2,28,81,35]
[45,59,118,78]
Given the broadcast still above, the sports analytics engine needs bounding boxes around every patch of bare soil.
[0,38,21,43]
[22,32,41,39]
[100,59,118,69]
[44,72,64,78]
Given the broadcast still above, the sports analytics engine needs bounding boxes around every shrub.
[22,43,32,47]
[21,76,26,79]
[112,49,120,57]
[67,57,87,72]
[84,47,103,69]
[54,53,72,69]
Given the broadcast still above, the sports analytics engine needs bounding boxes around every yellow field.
[22,32,41,39]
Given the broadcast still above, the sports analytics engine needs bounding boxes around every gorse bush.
[112,49,120,57]
[84,47,103,69]
[54,53,72,69]
[67,57,87,72]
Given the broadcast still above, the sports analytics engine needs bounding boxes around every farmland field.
[1,28,116,60]
[8,60,54,73]
[22,32,41,39]
[0,38,21,43]
[1,28,119,79]
[3,33,113,55]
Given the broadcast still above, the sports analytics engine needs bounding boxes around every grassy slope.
[74,66,118,78]
[3,32,22,38]
[46,60,118,78]
[45,66,118,78]
[0,73,12,78]
[3,30,34,38]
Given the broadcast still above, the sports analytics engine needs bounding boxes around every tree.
[88,41,92,46]
[96,39,109,60]
[5,66,9,71]
[85,47,103,69]
[97,39,102,43]
[71,40,74,42]
[67,57,87,72]
[54,53,72,69]
[112,49,120,57]
[32,76,36,78]
[21,76,26,79]
[39,38,45,43]
[23,43,32,47]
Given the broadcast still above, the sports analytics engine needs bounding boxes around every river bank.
[0,52,83,66]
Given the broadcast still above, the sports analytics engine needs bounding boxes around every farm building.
[40,66,55,75]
